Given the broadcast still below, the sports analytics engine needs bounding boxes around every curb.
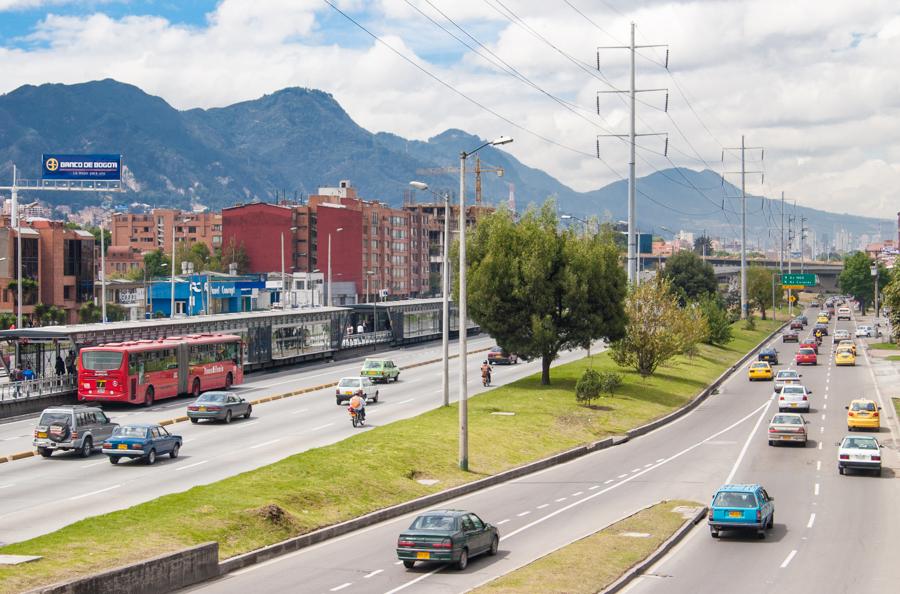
[599,506,708,594]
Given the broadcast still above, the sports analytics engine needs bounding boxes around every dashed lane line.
[249,439,282,450]
[807,513,816,528]
[67,484,121,501]
[814,483,820,496]
[780,550,798,569]
[364,569,383,579]
[174,460,208,471]
[330,583,352,592]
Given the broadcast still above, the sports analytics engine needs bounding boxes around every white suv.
[33,405,117,458]
[837,307,851,321]
[335,377,379,405]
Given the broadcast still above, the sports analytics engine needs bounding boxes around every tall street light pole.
[327,227,343,307]
[11,165,22,331]
[100,218,107,323]
[458,135,512,471]
[410,181,451,408]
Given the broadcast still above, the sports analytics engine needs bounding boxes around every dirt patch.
[253,504,294,527]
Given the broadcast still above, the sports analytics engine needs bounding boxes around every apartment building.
[110,209,222,257]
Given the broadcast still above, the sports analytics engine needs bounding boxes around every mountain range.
[0,79,890,246]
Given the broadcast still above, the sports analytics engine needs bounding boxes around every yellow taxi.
[748,361,774,381]
[816,314,830,324]
[837,340,857,355]
[835,348,856,366]
[846,398,881,430]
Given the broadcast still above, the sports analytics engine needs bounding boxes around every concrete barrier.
[0,393,76,420]
[26,542,218,594]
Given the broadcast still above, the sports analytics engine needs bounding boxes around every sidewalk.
[856,310,900,444]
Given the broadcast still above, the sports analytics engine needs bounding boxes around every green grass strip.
[472,500,701,594]
[0,319,780,593]
[867,342,898,350]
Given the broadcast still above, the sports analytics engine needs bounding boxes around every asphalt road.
[0,334,596,544]
[182,307,900,594]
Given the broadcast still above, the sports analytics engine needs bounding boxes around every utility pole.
[723,137,764,319]
[787,215,794,317]
[800,216,808,273]
[780,192,785,273]
[596,23,668,285]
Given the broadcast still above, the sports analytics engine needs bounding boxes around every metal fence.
[0,375,76,402]
[340,330,393,349]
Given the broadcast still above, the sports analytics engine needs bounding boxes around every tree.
[575,369,602,406]
[0,312,15,330]
[693,235,713,257]
[464,202,627,385]
[8,278,38,306]
[610,276,694,377]
[881,275,900,342]
[220,238,250,274]
[176,242,213,274]
[747,265,782,320]
[79,302,103,324]
[839,252,876,313]
[661,250,717,303]
[33,303,66,326]
[698,293,733,346]
[680,303,709,358]
[143,249,170,278]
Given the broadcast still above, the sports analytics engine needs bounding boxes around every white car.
[335,376,379,405]
[833,329,850,342]
[776,384,811,412]
[773,369,802,392]
[837,307,851,321]
[855,325,872,338]
[837,435,882,476]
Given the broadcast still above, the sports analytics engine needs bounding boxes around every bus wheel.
[192,378,201,398]
[144,387,155,407]
[225,373,233,389]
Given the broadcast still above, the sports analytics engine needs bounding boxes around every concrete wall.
[28,543,218,594]
[0,392,76,419]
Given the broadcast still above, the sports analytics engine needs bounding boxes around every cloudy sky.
[1,0,899,220]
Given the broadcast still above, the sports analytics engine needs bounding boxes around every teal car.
[396,509,499,570]
[708,484,774,539]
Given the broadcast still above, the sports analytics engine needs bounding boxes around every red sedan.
[795,348,818,366]
[799,339,819,354]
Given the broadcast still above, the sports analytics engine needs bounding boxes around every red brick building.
[110,209,222,258]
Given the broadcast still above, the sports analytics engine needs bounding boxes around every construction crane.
[415,156,504,204]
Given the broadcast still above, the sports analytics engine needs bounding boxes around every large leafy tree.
[838,252,886,314]
[661,250,717,302]
[747,265,783,320]
[693,235,713,256]
[463,202,627,385]
[143,248,171,278]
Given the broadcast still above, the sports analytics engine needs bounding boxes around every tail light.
[768,427,777,433]
[848,412,856,417]
[397,539,415,547]
[873,411,879,418]
[839,454,849,460]
[756,509,761,522]
[132,443,143,449]
[188,406,198,411]
[433,538,453,549]
[33,430,39,437]
[336,389,340,396]
[102,442,111,448]
[779,396,784,401]
[708,509,713,519]
[70,431,79,439]
[207,406,221,411]
[872,455,881,461]
[802,396,808,401]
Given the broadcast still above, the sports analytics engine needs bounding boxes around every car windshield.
[843,438,877,450]
[851,402,876,412]
[38,412,71,426]
[81,351,124,371]
[782,386,805,395]
[363,361,383,369]
[713,491,758,508]
[772,415,802,425]
[409,515,457,530]
[777,371,799,379]
[197,393,226,403]
[113,426,149,438]
[751,363,768,369]
[339,378,361,387]
[798,349,815,355]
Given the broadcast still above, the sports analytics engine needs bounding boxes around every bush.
[575,369,603,406]
[699,294,734,346]
[598,371,623,397]
[743,316,757,331]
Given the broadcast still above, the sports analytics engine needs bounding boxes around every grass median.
[868,342,898,351]
[0,318,780,593]
[472,500,702,594]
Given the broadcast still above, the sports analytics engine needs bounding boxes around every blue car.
[708,484,774,539]
[758,348,779,365]
[101,423,182,465]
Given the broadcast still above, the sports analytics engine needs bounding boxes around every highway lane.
[0,335,595,544]
[184,314,821,594]
[625,309,900,594]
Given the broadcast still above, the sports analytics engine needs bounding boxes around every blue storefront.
[147,274,266,317]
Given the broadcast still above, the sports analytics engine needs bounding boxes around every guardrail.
[0,375,76,402]
[339,330,393,349]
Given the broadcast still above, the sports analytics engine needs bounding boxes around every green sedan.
[396,509,499,570]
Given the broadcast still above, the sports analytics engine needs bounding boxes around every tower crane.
[415,156,504,205]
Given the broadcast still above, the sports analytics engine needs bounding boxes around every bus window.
[81,351,123,371]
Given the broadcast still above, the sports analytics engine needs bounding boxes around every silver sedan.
[767,413,808,446]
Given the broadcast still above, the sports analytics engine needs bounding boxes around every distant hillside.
[0,79,888,243]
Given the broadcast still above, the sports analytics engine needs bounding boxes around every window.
[64,286,73,300]
[81,351,124,371]
[468,514,484,530]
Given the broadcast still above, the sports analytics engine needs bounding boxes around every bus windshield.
[81,351,124,371]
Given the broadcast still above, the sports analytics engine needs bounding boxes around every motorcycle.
[481,369,492,387]
[349,406,366,428]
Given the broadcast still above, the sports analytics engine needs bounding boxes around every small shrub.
[743,316,756,331]
[575,369,603,406]
[598,371,623,397]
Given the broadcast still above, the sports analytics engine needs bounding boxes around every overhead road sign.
[780,273,816,287]
[42,154,121,181]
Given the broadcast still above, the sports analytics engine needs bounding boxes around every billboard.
[41,154,121,181]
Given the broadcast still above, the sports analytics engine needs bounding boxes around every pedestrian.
[66,352,76,375]
[357,322,365,334]
[55,355,66,376]
[22,363,34,381]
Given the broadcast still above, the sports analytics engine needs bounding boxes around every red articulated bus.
[77,334,244,406]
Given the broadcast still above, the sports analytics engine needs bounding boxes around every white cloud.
[1,0,900,218]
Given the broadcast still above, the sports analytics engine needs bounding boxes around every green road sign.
[780,273,817,287]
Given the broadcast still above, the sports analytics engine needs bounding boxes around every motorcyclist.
[348,394,366,423]
[481,360,492,386]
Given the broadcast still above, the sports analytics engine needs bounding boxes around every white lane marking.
[725,398,774,484]
[821,414,826,420]
[656,458,665,463]
[781,550,798,568]
[604,479,614,484]
[820,427,824,433]
[537,504,549,509]
[618,473,628,478]
[807,513,816,528]
[631,468,641,473]
[394,561,403,565]
[814,482,820,496]
[331,583,352,592]
[496,519,510,525]
[175,460,209,471]
[589,485,600,490]
[364,569,383,579]
[311,422,335,431]
[517,511,530,517]
[0,484,15,489]
[818,442,823,450]
[80,460,106,468]
[289,408,309,415]
[392,398,415,406]
[816,461,821,471]
[67,484,121,501]
[250,439,282,450]
[234,421,260,430]
[572,491,584,496]
[555,497,567,502]
[644,463,653,468]
[823,403,827,410]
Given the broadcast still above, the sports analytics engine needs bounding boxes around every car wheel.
[144,387,155,407]
[224,410,232,424]
[192,378,201,398]
[373,391,379,403]
[80,436,93,458]
[146,449,157,465]
[489,535,499,556]
[190,418,199,424]
[109,456,120,465]
[38,447,52,458]
[768,440,774,446]
[874,467,882,477]
[767,513,774,529]
[244,405,252,419]
[710,529,719,538]
[394,374,399,382]
[336,398,343,406]
[456,548,468,570]
[838,466,845,475]
[170,443,180,459]
[757,530,765,539]
[402,560,415,569]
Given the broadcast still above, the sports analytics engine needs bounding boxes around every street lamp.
[410,181,450,408]
[458,135,512,471]
[170,216,191,318]
[871,262,879,321]
[327,227,344,307]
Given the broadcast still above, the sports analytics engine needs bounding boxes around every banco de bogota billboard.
[42,154,121,181]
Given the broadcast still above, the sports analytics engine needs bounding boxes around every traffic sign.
[782,285,805,290]
[789,295,797,303]
[780,273,816,287]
